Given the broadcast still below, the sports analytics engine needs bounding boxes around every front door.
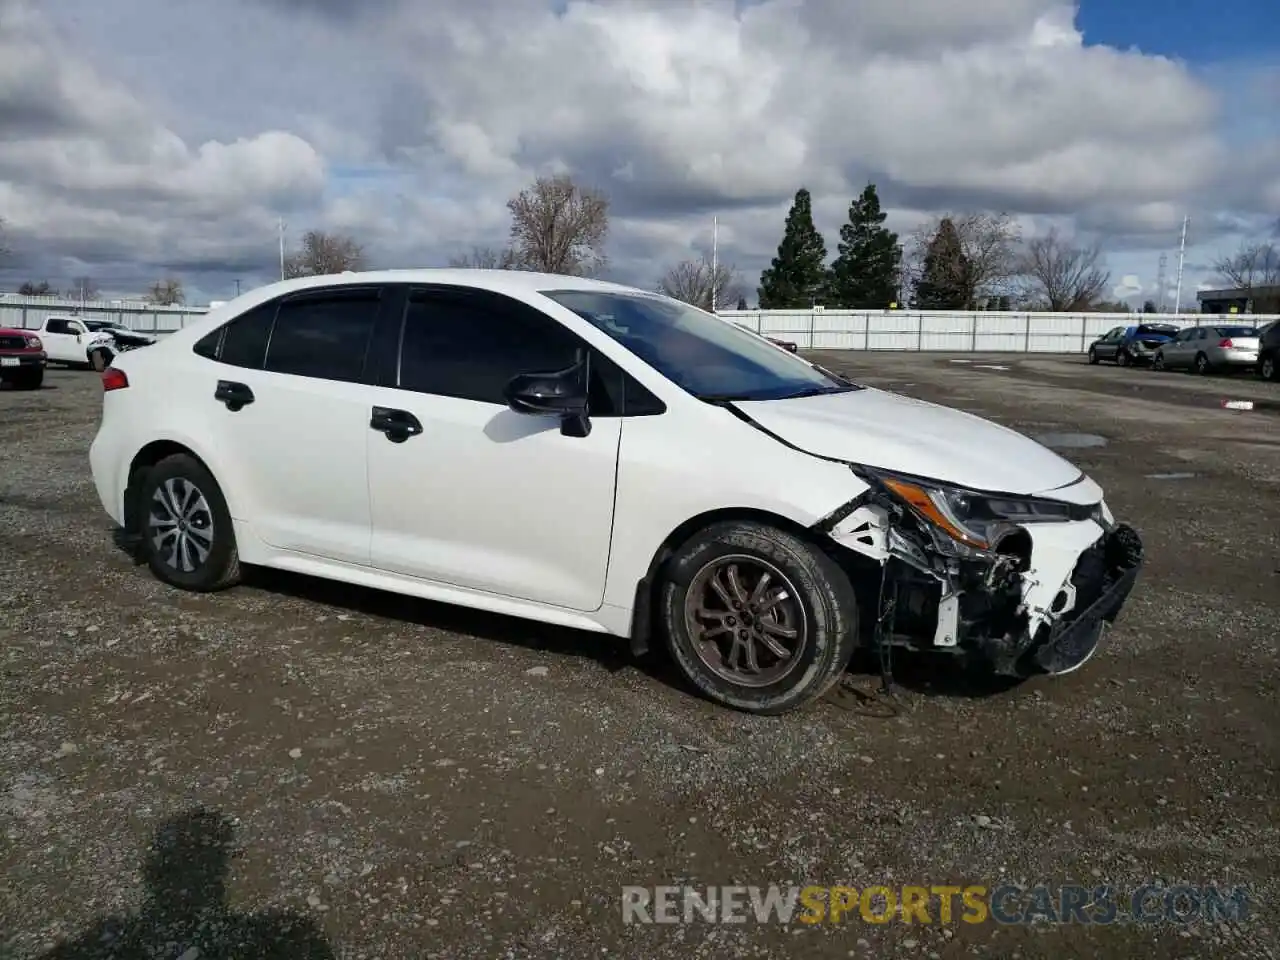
[365,286,622,612]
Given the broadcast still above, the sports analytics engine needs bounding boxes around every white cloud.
[0,0,1277,304]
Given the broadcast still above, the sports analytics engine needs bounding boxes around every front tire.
[1194,352,1211,375]
[1152,352,1165,372]
[1117,349,1130,367]
[4,367,43,390]
[137,454,240,592]
[657,520,859,715]
[89,348,112,372]
[1261,354,1278,382]
[1087,347,1099,365]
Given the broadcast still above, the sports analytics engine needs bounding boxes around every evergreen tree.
[825,184,901,309]
[915,217,970,310]
[757,188,828,308]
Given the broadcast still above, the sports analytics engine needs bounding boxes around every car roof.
[244,269,644,299]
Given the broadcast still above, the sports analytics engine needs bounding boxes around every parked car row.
[1087,320,1280,381]
[0,314,159,389]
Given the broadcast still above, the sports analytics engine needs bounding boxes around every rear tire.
[136,454,240,592]
[1117,349,1130,367]
[1262,354,1278,382]
[89,348,112,372]
[657,520,859,715]
[4,368,43,390]
[1152,352,1165,372]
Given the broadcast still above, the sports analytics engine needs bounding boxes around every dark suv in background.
[1258,319,1280,381]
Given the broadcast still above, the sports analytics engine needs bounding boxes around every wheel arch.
[625,505,847,657]
[122,439,222,535]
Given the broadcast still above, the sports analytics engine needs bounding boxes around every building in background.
[1196,285,1280,314]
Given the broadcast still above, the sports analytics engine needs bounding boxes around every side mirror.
[503,353,592,437]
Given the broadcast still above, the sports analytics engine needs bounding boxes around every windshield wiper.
[697,394,757,404]
[772,385,859,400]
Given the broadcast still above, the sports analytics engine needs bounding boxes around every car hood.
[733,388,1087,496]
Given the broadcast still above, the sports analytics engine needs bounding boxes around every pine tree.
[757,188,828,308]
[825,184,901,309]
[915,217,970,310]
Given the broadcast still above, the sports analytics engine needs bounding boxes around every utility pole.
[1155,253,1167,312]
[1173,215,1189,314]
[710,215,719,313]
[234,279,241,297]
[278,217,287,281]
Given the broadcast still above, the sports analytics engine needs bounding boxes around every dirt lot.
[2,354,1278,960]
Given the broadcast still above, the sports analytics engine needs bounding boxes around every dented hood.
[734,387,1086,496]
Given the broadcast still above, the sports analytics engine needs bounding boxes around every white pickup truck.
[26,315,157,371]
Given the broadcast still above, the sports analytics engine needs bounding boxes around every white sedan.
[88,270,1144,714]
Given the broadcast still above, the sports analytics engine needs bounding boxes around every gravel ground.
[2,354,1277,960]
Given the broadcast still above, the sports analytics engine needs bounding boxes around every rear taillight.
[1219,338,1234,348]
[102,367,129,391]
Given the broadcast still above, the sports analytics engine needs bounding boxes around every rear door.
[364,285,624,612]
[193,286,390,565]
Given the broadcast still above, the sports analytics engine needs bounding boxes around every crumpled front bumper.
[977,522,1144,676]
[824,497,1145,678]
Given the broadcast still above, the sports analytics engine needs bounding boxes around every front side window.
[540,290,856,402]
[263,289,380,382]
[398,289,582,404]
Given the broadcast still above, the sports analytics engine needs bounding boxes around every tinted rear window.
[1136,324,1178,335]
[1215,327,1257,337]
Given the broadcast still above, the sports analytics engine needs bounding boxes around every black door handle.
[215,380,254,411]
[370,406,422,443]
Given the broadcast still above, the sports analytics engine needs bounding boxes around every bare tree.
[0,216,9,259]
[507,174,609,276]
[284,230,366,278]
[1212,241,1280,292]
[1016,227,1111,311]
[71,276,101,302]
[905,212,1022,306]
[658,254,744,312]
[447,245,521,270]
[146,277,185,305]
[18,281,57,296]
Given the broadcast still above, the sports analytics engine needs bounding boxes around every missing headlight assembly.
[815,466,1144,679]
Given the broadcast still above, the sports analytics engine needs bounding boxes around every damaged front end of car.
[815,467,1144,678]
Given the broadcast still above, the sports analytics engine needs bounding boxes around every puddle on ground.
[1146,472,1197,480]
[1034,432,1108,449]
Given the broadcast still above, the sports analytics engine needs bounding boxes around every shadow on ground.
[36,807,333,959]
[109,530,1028,715]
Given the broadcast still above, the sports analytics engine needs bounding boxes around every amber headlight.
[860,469,1076,550]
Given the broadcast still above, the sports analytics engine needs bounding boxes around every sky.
[0,0,1278,308]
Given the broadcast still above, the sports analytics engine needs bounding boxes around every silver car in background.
[1152,325,1260,374]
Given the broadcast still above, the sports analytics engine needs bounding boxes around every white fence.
[3,293,1275,354]
[0,294,208,333]
[718,309,1280,353]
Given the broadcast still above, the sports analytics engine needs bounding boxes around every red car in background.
[0,327,47,390]
[732,321,798,353]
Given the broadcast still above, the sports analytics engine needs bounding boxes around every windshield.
[1136,324,1178,335]
[541,290,858,402]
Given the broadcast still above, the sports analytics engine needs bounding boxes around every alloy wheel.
[148,477,214,573]
[683,555,808,688]
[1153,353,1164,371]
[1263,356,1276,381]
